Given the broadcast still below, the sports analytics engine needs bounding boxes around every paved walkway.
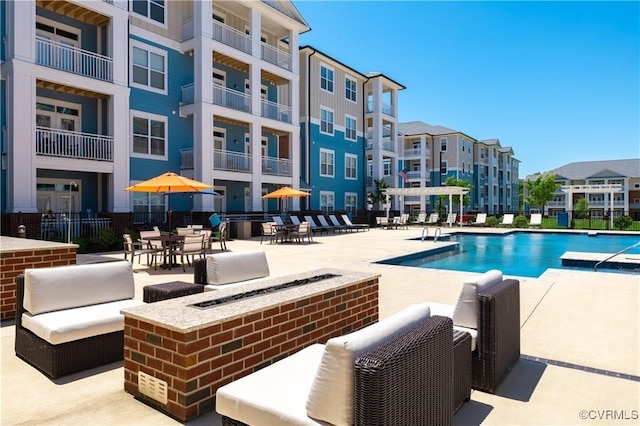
[2,227,638,425]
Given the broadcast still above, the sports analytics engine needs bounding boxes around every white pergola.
[560,184,623,229]
[384,186,470,218]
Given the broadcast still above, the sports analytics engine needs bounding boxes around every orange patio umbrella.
[262,186,310,212]
[125,172,214,231]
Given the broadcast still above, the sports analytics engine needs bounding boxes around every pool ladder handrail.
[593,240,640,271]
[421,227,442,242]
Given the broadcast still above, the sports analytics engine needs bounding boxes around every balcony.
[213,20,252,54]
[261,99,291,123]
[366,101,395,117]
[588,200,626,207]
[36,36,112,82]
[403,147,430,157]
[406,171,429,182]
[262,156,292,176]
[35,127,113,161]
[366,140,396,152]
[261,42,291,71]
[213,85,252,113]
[214,149,252,173]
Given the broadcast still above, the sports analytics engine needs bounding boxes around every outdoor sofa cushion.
[205,250,269,286]
[452,269,503,329]
[306,303,431,426]
[21,299,144,345]
[23,261,135,315]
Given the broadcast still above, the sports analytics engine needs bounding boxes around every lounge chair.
[415,213,427,225]
[530,213,542,228]
[426,213,439,225]
[500,214,514,227]
[317,215,340,233]
[474,213,488,227]
[328,214,352,232]
[398,213,410,229]
[289,215,301,226]
[341,214,369,231]
[445,213,458,227]
[272,216,285,226]
[304,215,331,235]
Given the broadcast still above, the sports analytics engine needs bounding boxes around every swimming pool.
[378,232,640,277]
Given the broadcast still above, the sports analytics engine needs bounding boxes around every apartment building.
[1,0,309,218]
[529,159,640,220]
[396,122,519,215]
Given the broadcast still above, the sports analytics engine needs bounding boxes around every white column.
[194,105,214,211]
[110,13,129,86]
[6,64,37,212]
[250,123,263,211]
[111,88,131,212]
[9,1,35,62]
[289,30,300,75]
[250,8,261,59]
[194,0,213,38]
[195,42,212,104]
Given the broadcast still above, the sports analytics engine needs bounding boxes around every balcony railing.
[35,127,113,161]
[588,200,626,207]
[36,36,112,81]
[181,83,194,105]
[262,156,292,176]
[213,85,252,113]
[366,101,395,117]
[403,147,430,157]
[406,171,429,181]
[261,99,291,123]
[261,42,291,70]
[366,140,396,152]
[214,149,252,173]
[214,20,252,54]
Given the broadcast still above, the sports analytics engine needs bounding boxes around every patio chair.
[474,213,488,227]
[530,213,542,228]
[176,227,195,236]
[291,222,313,244]
[415,213,427,225]
[139,229,162,251]
[210,221,228,251]
[398,213,410,229]
[445,213,458,227]
[260,222,282,244]
[123,234,159,269]
[341,214,369,231]
[317,215,339,233]
[500,214,514,227]
[172,234,205,272]
[426,213,440,225]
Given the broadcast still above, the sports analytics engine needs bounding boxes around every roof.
[364,72,406,90]
[551,159,640,180]
[299,46,368,80]
[398,121,459,136]
[262,0,309,29]
[478,138,500,146]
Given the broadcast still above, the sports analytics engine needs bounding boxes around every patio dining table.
[273,224,298,243]
[143,234,184,269]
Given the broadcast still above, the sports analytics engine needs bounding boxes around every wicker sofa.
[216,303,457,426]
[429,270,521,393]
[193,250,270,289]
[15,261,144,379]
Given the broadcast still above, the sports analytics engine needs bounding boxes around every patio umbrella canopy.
[124,172,214,231]
[262,186,310,212]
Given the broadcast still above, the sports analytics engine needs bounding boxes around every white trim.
[130,39,168,95]
[319,148,335,178]
[319,106,334,136]
[129,26,181,51]
[319,63,334,94]
[344,74,357,103]
[344,114,357,141]
[130,109,168,160]
[345,153,357,180]
[130,0,168,30]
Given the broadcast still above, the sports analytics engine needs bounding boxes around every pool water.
[380,232,640,277]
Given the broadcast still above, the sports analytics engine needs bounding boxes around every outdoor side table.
[453,329,472,411]
[143,281,204,303]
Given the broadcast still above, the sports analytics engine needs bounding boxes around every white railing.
[261,42,291,70]
[41,216,112,240]
[181,83,194,104]
[213,85,252,113]
[366,140,396,152]
[35,36,112,81]
[261,99,291,123]
[366,100,396,117]
[213,20,252,53]
[181,148,194,170]
[35,127,113,161]
[588,200,626,207]
[214,149,252,173]
[262,156,292,176]
[403,147,431,157]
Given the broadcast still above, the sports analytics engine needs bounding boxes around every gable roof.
[398,121,459,136]
[262,0,309,29]
[551,159,640,180]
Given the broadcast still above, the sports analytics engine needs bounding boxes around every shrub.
[613,216,634,230]
[513,215,529,228]
[486,216,499,227]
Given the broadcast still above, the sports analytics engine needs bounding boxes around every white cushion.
[23,261,135,315]
[21,299,144,344]
[454,326,478,351]
[216,344,325,426]
[427,304,478,351]
[452,270,503,329]
[306,303,431,426]
[205,251,269,285]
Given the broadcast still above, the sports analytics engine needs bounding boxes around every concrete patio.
[2,227,638,425]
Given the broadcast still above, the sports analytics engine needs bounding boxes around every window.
[320,107,334,135]
[345,154,357,179]
[480,147,485,159]
[320,64,334,93]
[345,193,357,215]
[440,160,447,175]
[345,115,357,141]
[345,76,356,102]
[367,160,373,177]
[440,138,447,151]
[131,41,166,93]
[132,0,166,25]
[320,191,335,214]
[131,111,167,158]
[132,191,165,224]
[383,159,391,176]
[320,149,335,177]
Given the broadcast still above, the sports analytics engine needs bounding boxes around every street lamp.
[67,181,77,244]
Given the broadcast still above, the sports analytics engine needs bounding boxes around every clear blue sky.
[293,1,640,178]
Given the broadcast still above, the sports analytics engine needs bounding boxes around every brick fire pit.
[121,268,379,421]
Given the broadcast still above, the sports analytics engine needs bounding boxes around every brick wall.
[123,277,379,421]
[0,247,76,321]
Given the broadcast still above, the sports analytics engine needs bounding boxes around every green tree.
[573,198,589,219]
[524,172,560,212]
[368,179,389,211]
[437,177,473,210]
